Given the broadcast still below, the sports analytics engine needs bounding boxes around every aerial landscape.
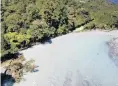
[1,0,118,86]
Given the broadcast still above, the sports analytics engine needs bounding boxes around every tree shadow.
[1,73,15,86]
[40,36,52,44]
[46,39,52,44]
[31,69,39,73]
[1,53,20,63]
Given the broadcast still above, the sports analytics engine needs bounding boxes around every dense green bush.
[1,0,118,57]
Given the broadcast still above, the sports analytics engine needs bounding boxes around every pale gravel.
[14,30,118,86]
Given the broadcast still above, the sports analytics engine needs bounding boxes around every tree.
[4,32,31,50]
[27,25,44,42]
[5,14,23,32]
[1,0,118,58]
[26,4,40,20]
[1,34,11,56]
[57,25,69,35]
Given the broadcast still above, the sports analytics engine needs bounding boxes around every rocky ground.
[107,37,118,67]
[107,37,118,58]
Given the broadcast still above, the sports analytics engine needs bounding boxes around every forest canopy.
[1,0,118,57]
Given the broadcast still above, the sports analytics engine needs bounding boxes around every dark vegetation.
[1,0,118,57]
[1,73,15,86]
[1,55,38,83]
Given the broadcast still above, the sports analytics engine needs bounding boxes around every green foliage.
[57,25,69,35]
[1,34,10,56]
[1,0,118,57]
[27,24,43,40]
[26,4,40,20]
[80,0,118,29]
[5,13,23,32]
[84,22,95,30]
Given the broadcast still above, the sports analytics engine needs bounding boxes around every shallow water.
[14,32,118,86]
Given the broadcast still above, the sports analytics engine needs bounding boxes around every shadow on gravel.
[1,73,15,86]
